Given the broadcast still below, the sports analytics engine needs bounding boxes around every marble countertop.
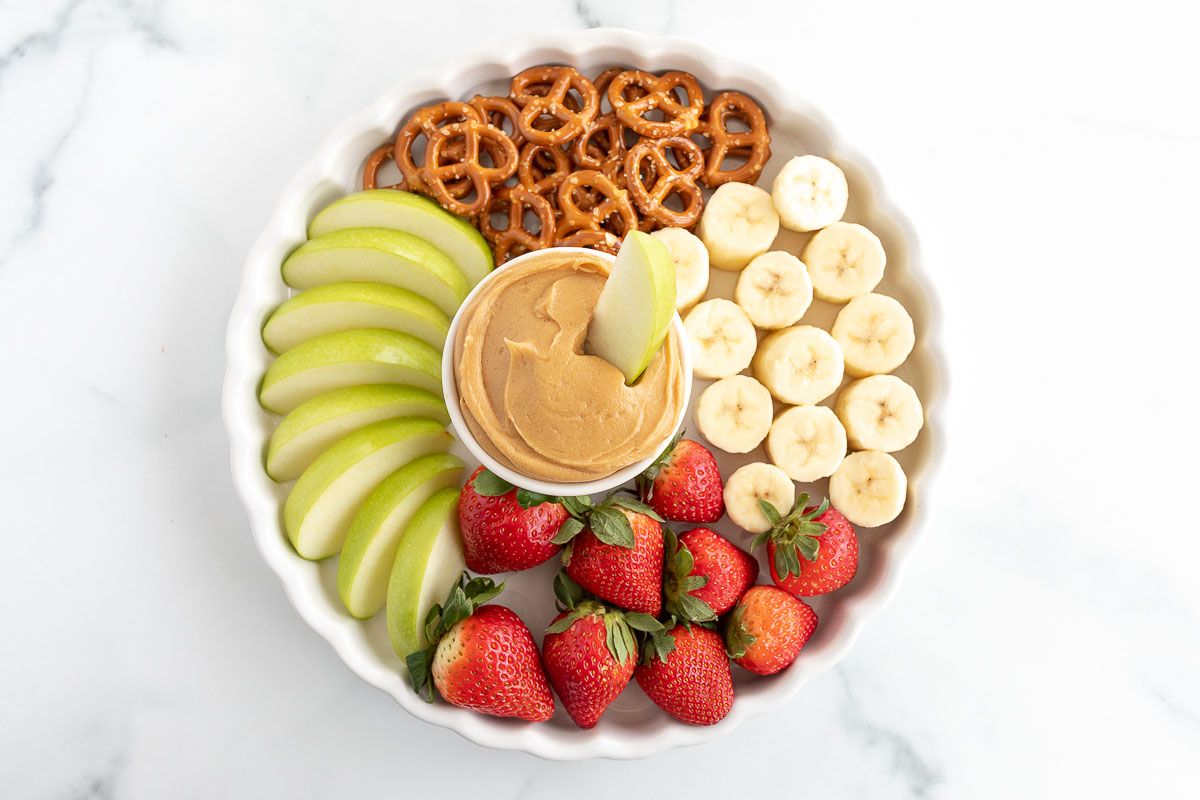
[2,0,1198,796]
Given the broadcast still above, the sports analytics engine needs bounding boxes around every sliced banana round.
[829,450,907,528]
[771,155,849,232]
[767,405,848,482]
[835,374,924,452]
[694,375,774,454]
[696,182,780,271]
[684,298,758,379]
[651,227,710,311]
[802,222,886,303]
[723,462,796,534]
[734,251,814,330]
[831,293,915,377]
[753,325,844,405]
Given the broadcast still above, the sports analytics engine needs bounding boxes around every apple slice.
[283,417,452,560]
[585,231,678,383]
[282,228,469,316]
[307,190,493,287]
[262,282,450,354]
[259,329,441,414]
[266,384,449,482]
[386,486,465,662]
[338,453,465,619]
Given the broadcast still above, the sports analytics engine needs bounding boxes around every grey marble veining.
[1,1,1198,798]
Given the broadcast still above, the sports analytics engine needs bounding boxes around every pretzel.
[393,101,483,192]
[555,228,622,255]
[555,169,638,250]
[510,66,600,146]
[607,70,705,138]
[624,137,706,228]
[699,91,771,186]
[517,142,573,195]
[479,186,557,264]
[421,120,519,217]
[468,94,524,149]
[571,113,627,181]
[362,142,405,190]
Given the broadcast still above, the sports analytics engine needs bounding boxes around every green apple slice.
[266,385,449,482]
[262,282,450,354]
[259,329,441,414]
[307,190,493,287]
[283,417,452,560]
[282,227,469,316]
[338,453,465,619]
[386,486,465,662]
[586,231,678,383]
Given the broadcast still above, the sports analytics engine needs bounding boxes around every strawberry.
[541,573,663,729]
[753,494,859,597]
[556,495,665,615]
[725,585,818,675]
[664,527,758,621]
[635,623,734,726]
[407,573,554,722]
[638,436,724,523]
[458,466,570,573]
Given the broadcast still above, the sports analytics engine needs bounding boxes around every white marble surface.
[2,0,1198,796]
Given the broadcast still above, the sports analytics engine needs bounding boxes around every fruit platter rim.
[222,27,948,760]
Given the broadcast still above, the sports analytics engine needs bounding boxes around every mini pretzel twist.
[624,137,706,228]
[607,70,705,138]
[699,91,772,187]
[555,169,638,247]
[421,120,519,217]
[468,94,525,149]
[393,102,483,193]
[510,66,600,146]
[555,228,622,255]
[479,186,557,264]
[362,142,406,190]
[517,142,573,195]
[571,113,628,182]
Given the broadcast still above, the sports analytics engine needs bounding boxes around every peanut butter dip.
[453,250,685,483]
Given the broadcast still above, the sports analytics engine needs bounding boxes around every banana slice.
[831,293,915,377]
[835,374,924,452]
[696,182,781,271]
[753,325,844,405]
[802,222,886,303]
[684,298,758,379]
[723,462,796,534]
[767,405,848,482]
[734,251,814,330]
[651,227,710,311]
[829,450,907,527]
[771,155,849,232]
[694,375,774,454]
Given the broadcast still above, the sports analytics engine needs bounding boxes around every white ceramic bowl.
[223,28,947,760]
[441,247,693,497]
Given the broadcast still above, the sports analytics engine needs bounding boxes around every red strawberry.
[542,597,643,729]
[725,585,818,675]
[635,624,734,726]
[560,499,665,615]
[664,527,758,621]
[639,437,724,523]
[458,466,569,573]
[407,574,554,722]
[754,494,859,597]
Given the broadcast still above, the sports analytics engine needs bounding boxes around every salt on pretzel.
[421,119,519,217]
[698,91,771,187]
[510,66,600,146]
[479,186,557,264]
[624,136,706,228]
[517,142,573,195]
[393,101,483,192]
[606,70,705,138]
